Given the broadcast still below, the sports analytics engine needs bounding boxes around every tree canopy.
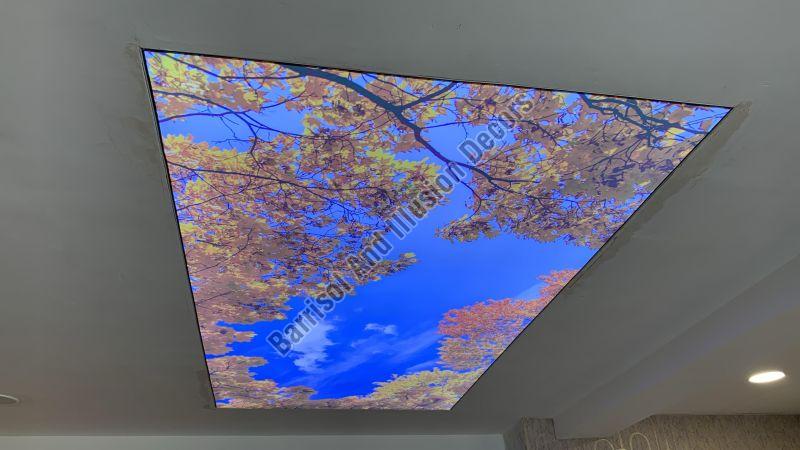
[146,51,724,409]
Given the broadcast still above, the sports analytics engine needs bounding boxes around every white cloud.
[404,358,439,374]
[291,321,335,373]
[387,329,440,364]
[514,281,545,300]
[364,322,398,335]
[288,327,440,388]
[350,338,368,348]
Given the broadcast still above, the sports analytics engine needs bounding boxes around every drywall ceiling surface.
[1,0,799,437]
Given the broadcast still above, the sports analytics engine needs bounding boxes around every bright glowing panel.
[144,50,730,410]
[749,371,786,384]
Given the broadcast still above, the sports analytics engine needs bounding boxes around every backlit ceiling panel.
[144,50,729,410]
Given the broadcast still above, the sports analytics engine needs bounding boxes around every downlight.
[748,370,786,384]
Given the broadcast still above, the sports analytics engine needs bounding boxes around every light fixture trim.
[0,394,20,405]
[748,370,786,384]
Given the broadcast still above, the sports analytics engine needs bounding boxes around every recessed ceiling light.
[748,370,786,384]
[0,394,19,405]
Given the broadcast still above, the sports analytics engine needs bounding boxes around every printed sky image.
[144,50,729,410]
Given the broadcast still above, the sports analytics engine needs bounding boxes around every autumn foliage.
[206,269,575,409]
[438,269,578,371]
[145,51,723,409]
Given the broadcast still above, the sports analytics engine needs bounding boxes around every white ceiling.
[1,0,799,438]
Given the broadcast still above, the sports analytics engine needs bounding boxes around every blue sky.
[148,51,728,402]
[224,185,594,398]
